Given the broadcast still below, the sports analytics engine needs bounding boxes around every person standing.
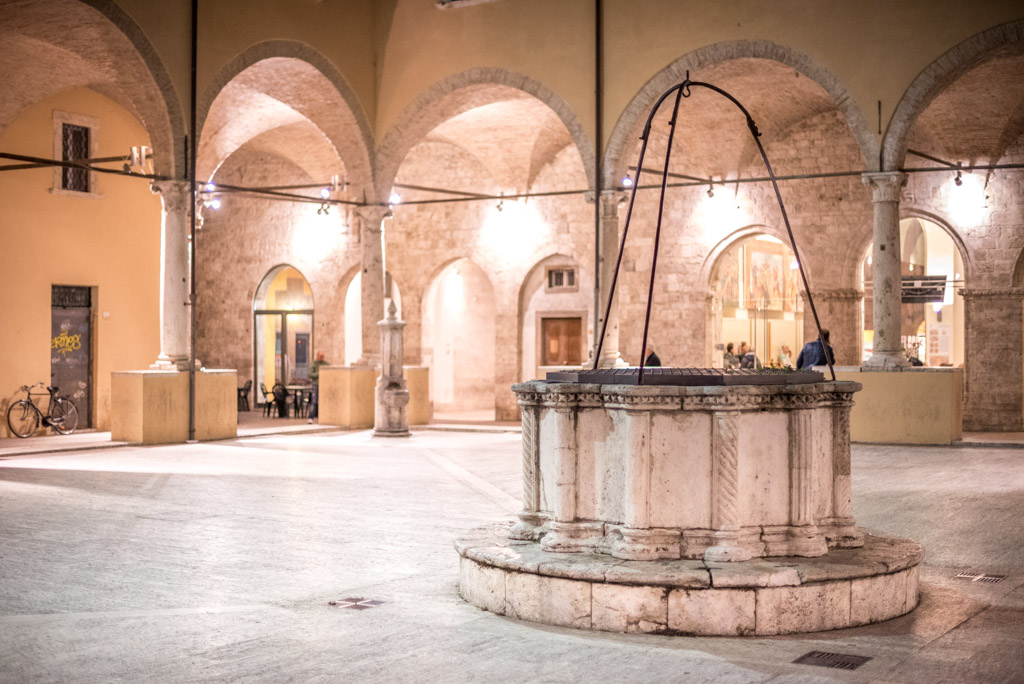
[778,344,793,368]
[723,342,740,369]
[308,350,328,423]
[644,343,661,367]
[740,346,761,369]
[796,329,835,370]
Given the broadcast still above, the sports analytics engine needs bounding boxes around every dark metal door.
[51,287,91,427]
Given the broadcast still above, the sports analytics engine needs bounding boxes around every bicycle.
[6,383,79,438]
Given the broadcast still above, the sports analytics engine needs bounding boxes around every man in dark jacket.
[644,344,661,367]
[797,329,835,369]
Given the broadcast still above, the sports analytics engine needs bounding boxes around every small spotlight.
[954,170,962,187]
[621,175,634,188]
[320,187,331,200]
[707,185,714,198]
[389,191,402,205]
[932,302,944,313]
[789,260,800,271]
[209,197,221,210]
[205,182,216,192]
[317,202,330,215]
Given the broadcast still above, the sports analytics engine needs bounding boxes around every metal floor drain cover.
[328,597,387,609]
[954,572,1006,583]
[793,651,872,670]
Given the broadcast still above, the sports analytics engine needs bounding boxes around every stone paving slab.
[0,431,1021,681]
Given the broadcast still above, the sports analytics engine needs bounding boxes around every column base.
[510,512,549,541]
[762,525,829,557]
[610,526,681,560]
[862,351,908,369]
[150,354,189,371]
[541,521,604,553]
[597,352,630,369]
[704,529,763,562]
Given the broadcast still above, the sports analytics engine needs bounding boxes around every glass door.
[254,310,313,405]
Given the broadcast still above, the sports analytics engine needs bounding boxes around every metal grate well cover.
[793,651,872,671]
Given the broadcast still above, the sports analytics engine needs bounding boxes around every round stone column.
[861,172,908,368]
[150,180,191,370]
[595,190,629,368]
[355,205,391,369]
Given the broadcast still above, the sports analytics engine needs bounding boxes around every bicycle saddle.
[47,385,58,392]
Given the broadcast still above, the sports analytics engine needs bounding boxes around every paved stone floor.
[1,431,1022,683]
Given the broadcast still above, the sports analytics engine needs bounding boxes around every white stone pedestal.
[457,379,922,635]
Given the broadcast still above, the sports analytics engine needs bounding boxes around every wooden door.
[541,317,582,366]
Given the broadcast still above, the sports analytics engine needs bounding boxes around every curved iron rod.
[597,72,835,383]
[592,83,687,369]
[680,77,835,380]
[638,86,685,385]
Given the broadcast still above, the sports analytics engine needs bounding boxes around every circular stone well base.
[456,522,922,636]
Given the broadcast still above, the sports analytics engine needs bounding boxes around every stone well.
[456,379,923,636]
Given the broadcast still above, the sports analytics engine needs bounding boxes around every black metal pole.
[593,0,603,358]
[188,0,198,441]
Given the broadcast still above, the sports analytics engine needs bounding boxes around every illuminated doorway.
[861,218,964,366]
[253,266,314,404]
[710,234,803,367]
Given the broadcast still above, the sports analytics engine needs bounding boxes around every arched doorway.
[342,271,402,366]
[710,233,804,367]
[422,258,496,419]
[861,218,965,366]
[519,255,591,381]
[253,266,314,400]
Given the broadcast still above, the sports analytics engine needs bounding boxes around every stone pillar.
[784,409,828,556]
[355,205,391,369]
[510,395,546,541]
[595,190,629,368]
[373,301,410,437]
[861,172,908,368]
[542,393,603,553]
[149,180,191,369]
[705,410,759,561]
[961,288,1024,431]
[805,289,864,366]
[822,397,863,547]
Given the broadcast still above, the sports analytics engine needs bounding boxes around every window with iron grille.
[62,123,90,193]
[546,267,577,292]
[52,285,92,309]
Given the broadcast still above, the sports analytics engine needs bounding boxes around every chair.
[237,379,252,412]
[293,388,311,418]
[272,382,290,418]
[260,382,276,417]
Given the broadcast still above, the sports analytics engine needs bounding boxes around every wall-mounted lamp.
[389,191,402,205]
[320,187,331,200]
[621,174,634,188]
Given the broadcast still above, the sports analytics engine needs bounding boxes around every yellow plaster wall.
[835,367,963,445]
[319,366,376,429]
[0,88,161,436]
[405,366,431,425]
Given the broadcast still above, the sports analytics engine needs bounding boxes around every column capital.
[861,172,907,203]
[355,205,392,230]
[150,179,191,213]
[959,287,1024,301]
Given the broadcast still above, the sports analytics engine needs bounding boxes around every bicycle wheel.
[51,398,79,435]
[7,400,39,438]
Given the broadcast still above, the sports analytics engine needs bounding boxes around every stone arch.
[254,263,315,310]
[518,253,588,381]
[605,40,878,188]
[883,19,1024,170]
[420,257,497,414]
[375,68,596,200]
[1,0,185,177]
[699,224,788,290]
[197,40,375,191]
